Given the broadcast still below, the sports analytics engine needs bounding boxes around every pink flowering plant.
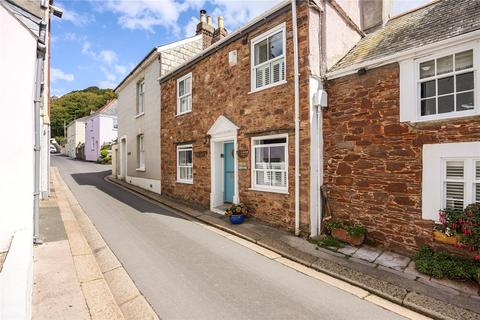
[439,203,480,260]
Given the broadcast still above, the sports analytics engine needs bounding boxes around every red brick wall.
[324,63,480,254]
[160,3,312,231]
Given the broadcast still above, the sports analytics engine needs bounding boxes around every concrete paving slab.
[33,241,90,320]
[352,245,383,262]
[337,245,359,256]
[378,265,418,281]
[375,251,411,270]
[120,296,159,320]
[429,277,479,296]
[94,245,122,273]
[349,257,378,268]
[39,206,67,242]
[104,268,139,306]
[68,231,92,256]
[73,254,103,283]
[417,277,460,296]
[81,279,124,320]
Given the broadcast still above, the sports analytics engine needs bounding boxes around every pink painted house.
[85,99,118,162]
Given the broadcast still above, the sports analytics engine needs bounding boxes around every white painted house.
[0,0,53,318]
[85,99,118,162]
[64,116,87,158]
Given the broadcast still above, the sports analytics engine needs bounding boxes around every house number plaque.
[237,149,249,158]
[238,163,248,170]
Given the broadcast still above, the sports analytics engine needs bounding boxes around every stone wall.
[324,63,480,254]
[160,2,312,232]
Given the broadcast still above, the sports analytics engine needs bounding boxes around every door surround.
[208,116,239,214]
[119,136,127,180]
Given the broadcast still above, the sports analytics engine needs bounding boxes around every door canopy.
[207,115,239,137]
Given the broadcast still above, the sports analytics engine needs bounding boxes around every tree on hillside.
[50,86,116,139]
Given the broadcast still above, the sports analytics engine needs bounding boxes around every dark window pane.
[438,95,454,114]
[420,60,435,78]
[420,80,436,98]
[269,31,283,59]
[455,50,473,71]
[254,39,268,65]
[421,98,436,116]
[456,72,474,92]
[438,76,454,95]
[456,91,474,111]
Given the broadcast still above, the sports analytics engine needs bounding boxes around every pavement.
[50,154,426,320]
[33,163,158,320]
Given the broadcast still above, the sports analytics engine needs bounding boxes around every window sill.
[136,167,146,172]
[248,80,287,94]
[175,110,192,117]
[176,180,193,184]
[135,112,145,119]
[248,187,289,195]
[408,110,480,123]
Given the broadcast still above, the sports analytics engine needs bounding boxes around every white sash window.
[177,73,192,115]
[177,145,193,183]
[251,23,286,92]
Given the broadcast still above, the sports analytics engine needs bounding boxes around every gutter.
[291,0,300,236]
[326,29,480,80]
[33,22,47,244]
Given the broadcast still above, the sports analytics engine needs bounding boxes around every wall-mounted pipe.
[291,0,300,236]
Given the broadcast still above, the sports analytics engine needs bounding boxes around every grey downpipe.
[33,23,47,244]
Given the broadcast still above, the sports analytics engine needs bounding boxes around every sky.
[50,0,432,96]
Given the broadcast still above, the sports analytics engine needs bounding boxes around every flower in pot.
[326,220,366,246]
[433,207,462,244]
[225,203,248,225]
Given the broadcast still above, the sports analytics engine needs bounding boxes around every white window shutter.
[256,68,264,88]
[399,59,416,122]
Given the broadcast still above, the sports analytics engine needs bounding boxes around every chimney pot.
[207,16,212,26]
[217,16,224,30]
[200,9,207,23]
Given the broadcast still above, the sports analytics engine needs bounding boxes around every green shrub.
[325,220,345,231]
[415,246,480,280]
[347,224,367,237]
[100,149,108,158]
[319,235,345,248]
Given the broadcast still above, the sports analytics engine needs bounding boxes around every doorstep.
[107,176,480,320]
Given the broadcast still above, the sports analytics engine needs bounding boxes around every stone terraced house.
[158,0,386,236]
[324,0,480,253]
[115,35,203,193]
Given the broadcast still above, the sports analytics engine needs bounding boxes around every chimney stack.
[360,0,392,33]
[196,9,215,49]
[212,15,227,44]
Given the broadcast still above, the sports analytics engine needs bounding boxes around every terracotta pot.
[433,230,458,245]
[331,228,365,246]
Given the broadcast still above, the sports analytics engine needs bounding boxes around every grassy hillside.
[50,86,116,141]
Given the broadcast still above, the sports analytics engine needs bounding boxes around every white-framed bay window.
[137,134,145,170]
[251,23,286,91]
[400,44,480,123]
[422,142,480,221]
[177,73,192,115]
[177,144,193,184]
[251,134,288,193]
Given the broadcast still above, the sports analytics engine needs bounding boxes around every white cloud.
[114,65,127,75]
[51,68,74,82]
[391,0,431,15]
[98,80,117,89]
[184,16,199,37]
[99,50,118,65]
[60,5,94,26]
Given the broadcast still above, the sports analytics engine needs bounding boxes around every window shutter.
[256,68,264,88]
[272,60,281,83]
[445,161,464,210]
[476,161,480,204]
[264,65,271,86]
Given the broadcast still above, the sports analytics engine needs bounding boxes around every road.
[52,155,406,320]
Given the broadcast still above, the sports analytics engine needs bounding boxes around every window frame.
[176,72,192,116]
[414,45,479,122]
[441,157,480,210]
[250,23,287,93]
[136,79,145,116]
[250,133,288,193]
[136,134,145,171]
[176,144,193,184]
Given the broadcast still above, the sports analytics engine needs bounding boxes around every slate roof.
[329,0,480,73]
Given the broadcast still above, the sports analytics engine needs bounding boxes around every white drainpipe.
[291,0,300,236]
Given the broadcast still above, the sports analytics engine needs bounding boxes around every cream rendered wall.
[117,56,162,193]
[0,4,36,319]
[324,1,362,69]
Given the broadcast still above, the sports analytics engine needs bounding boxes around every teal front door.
[224,142,234,203]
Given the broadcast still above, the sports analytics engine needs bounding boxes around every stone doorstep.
[53,169,159,320]
[106,176,480,318]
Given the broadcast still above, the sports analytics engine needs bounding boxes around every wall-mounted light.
[204,134,211,145]
[357,67,367,75]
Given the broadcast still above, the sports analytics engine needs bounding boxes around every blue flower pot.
[229,214,245,225]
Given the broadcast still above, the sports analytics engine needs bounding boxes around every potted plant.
[434,207,462,245]
[326,220,367,246]
[225,203,248,225]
